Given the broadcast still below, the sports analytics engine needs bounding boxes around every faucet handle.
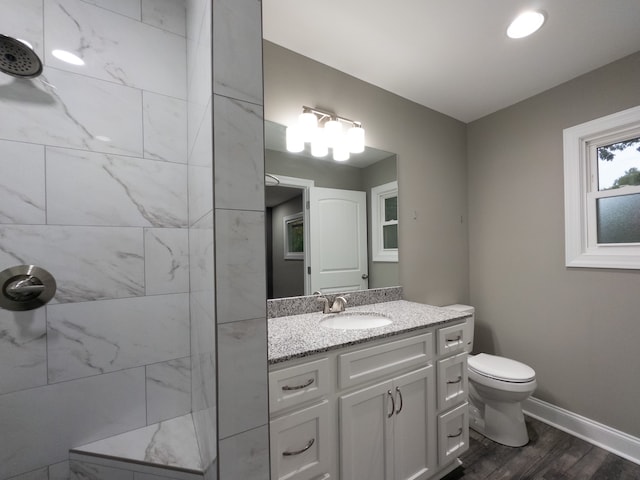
[316,295,330,314]
[330,295,348,313]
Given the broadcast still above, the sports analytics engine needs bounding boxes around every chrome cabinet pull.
[447,376,463,385]
[282,378,314,391]
[446,335,462,343]
[447,428,464,438]
[387,390,395,418]
[282,438,315,456]
[395,387,403,414]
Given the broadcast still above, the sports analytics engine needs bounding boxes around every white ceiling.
[262,0,640,123]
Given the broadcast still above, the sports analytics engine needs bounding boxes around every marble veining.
[146,357,191,425]
[0,68,143,157]
[143,92,187,165]
[47,294,189,383]
[213,96,264,212]
[212,0,262,105]
[268,299,471,364]
[72,414,203,472]
[0,140,46,225]
[69,461,131,480]
[0,225,144,303]
[45,0,187,99]
[46,147,188,228]
[0,368,146,480]
[0,309,47,395]
[141,0,187,37]
[144,229,189,295]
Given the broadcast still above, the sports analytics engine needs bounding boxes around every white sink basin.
[319,312,392,330]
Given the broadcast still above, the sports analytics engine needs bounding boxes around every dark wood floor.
[443,416,640,480]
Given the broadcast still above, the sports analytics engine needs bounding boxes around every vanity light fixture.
[286,106,365,161]
[507,10,546,39]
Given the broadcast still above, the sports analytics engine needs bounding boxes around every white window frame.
[371,180,398,262]
[283,211,304,260]
[563,105,640,269]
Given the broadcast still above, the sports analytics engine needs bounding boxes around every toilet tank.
[443,304,475,353]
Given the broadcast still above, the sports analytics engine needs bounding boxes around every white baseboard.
[522,396,640,465]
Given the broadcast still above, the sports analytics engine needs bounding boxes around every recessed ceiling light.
[51,49,85,66]
[507,11,546,39]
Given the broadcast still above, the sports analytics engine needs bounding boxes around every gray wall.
[264,41,469,305]
[468,51,640,437]
[266,148,364,190]
[362,156,400,288]
[271,195,305,298]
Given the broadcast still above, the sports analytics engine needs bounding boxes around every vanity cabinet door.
[339,366,436,480]
[339,379,394,480]
[270,400,331,480]
[392,366,436,480]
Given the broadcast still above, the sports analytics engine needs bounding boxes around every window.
[563,105,640,269]
[371,181,398,262]
[283,212,304,260]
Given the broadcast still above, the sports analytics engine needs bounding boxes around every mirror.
[265,120,399,299]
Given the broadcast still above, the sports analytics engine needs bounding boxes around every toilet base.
[469,393,529,447]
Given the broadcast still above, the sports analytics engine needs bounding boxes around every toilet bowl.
[444,305,537,447]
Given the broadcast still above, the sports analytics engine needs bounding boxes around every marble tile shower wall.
[211,1,270,479]
[0,1,191,479]
[186,0,216,474]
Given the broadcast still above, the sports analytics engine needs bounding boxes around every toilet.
[444,304,537,447]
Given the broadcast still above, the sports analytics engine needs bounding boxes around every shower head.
[0,34,43,78]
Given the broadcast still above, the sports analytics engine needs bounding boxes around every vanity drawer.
[437,352,468,411]
[437,322,467,356]
[437,402,469,466]
[270,358,330,414]
[270,400,331,480]
[338,333,433,389]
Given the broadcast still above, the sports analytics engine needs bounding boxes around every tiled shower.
[0,0,267,479]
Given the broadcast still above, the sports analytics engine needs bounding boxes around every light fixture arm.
[302,106,363,129]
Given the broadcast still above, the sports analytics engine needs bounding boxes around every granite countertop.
[268,300,471,364]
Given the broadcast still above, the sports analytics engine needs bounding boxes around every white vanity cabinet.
[268,320,469,480]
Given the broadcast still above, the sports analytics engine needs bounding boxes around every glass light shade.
[298,112,318,142]
[333,138,350,162]
[286,126,304,153]
[311,129,329,157]
[347,126,365,153]
[507,11,545,39]
[324,119,343,148]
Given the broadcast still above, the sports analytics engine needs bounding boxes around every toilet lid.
[468,353,535,383]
